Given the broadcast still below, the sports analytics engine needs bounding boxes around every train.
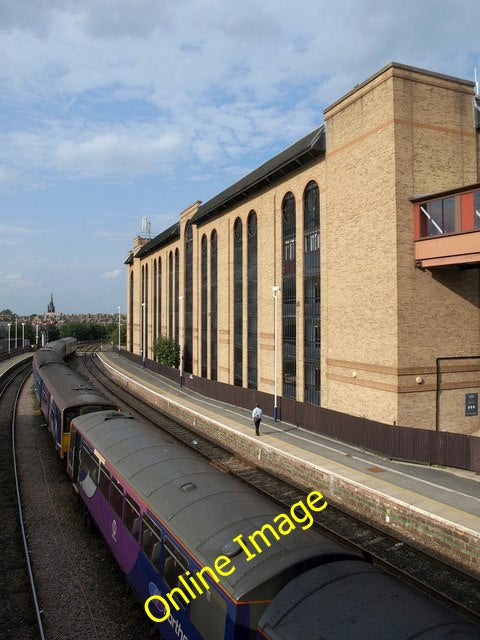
[33,338,117,458]
[33,339,480,639]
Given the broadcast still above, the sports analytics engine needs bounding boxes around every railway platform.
[96,349,480,579]
[0,352,33,379]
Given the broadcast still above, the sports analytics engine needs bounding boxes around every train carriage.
[43,337,77,360]
[67,411,361,640]
[36,362,117,458]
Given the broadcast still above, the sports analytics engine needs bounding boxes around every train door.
[67,427,81,482]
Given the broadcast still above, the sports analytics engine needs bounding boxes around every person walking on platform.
[252,403,263,436]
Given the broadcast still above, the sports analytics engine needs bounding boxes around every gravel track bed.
[15,378,153,640]
[0,367,38,640]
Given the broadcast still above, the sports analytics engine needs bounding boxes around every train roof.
[33,348,64,369]
[256,560,480,639]
[72,411,355,601]
[38,363,114,411]
[44,337,76,353]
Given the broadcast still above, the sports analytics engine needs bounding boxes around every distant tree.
[153,336,180,367]
[47,325,61,341]
[60,321,109,341]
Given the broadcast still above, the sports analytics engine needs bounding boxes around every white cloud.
[1,0,479,188]
[0,222,36,245]
[102,269,122,279]
[0,272,28,289]
[55,129,182,178]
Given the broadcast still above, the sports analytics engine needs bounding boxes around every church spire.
[47,293,55,314]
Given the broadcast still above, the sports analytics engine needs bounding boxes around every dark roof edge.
[135,221,180,258]
[192,125,325,225]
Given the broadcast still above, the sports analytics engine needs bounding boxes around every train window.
[80,445,99,485]
[109,477,124,518]
[163,538,188,591]
[98,465,111,499]
[141,514,162,571]
[190,586,226,640]
[123,496,140,542]
[49,405,57,433]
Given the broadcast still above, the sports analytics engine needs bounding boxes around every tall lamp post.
[22,322,25,350]
[179,295,184,387]
[117,306,121,352]
[15,316,18,348]
[142,302,146,368]
[272,285,280,421]
[7,323,11,355]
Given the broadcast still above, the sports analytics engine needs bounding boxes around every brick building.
[126,62,480,435]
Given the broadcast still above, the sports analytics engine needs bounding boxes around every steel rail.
[10,366,47,640]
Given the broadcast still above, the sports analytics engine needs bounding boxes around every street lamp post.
[7,323,11,355]
[22,323,25,350]
[117,306,121,352]
[179,296,184,387]
[15,316,18,348]
[272,285,280,421]
[142,302,146,368]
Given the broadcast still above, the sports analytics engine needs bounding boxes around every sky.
[1,0,480,315]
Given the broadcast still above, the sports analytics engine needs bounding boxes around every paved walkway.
[0,352,33,378]
[101,352,480,534]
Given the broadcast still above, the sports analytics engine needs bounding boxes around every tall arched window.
[129,271,134,352]
[233,218,243,386]
[210,230,218,381]
[303,181,320,405]
[153,259,157,346]
[141,265,145,355]
[168,251,173,338]
[282,192,296,398]
[174,248,179,342]
[157,257,162,340]
[184,222,193,373]
[201,234,208,378]
[145,264,149,359]
[247,211,257,389]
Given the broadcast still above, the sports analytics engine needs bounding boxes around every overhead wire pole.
[117,306,121,351]
[142,302,146,368]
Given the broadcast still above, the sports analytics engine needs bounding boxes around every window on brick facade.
[282,191,296,399]
[201,234,208,378]
[247,211,257,389]
[233,218,243,386]
[303,181,320,405]
[210,230,218,380]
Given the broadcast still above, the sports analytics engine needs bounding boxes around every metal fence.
[119,350,480,473]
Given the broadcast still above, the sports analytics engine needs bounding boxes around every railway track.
[76,350,480,626]
[0,362,46,640]
[1,355,155,640]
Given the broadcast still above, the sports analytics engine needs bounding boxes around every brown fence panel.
[436,431,471,470]
[470,436,480,472]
